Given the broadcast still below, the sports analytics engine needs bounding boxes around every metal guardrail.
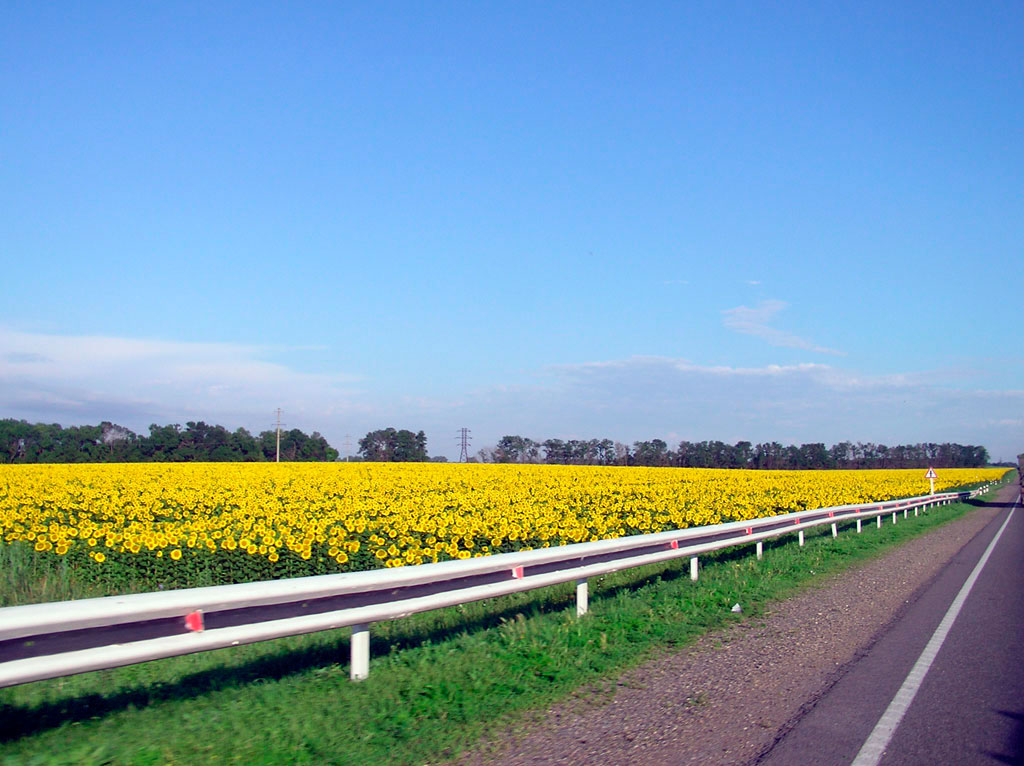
[0,485,991,687]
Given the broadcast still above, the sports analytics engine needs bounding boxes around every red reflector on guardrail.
[511,566,524,579]
[669,540,679,549]
[828,511,834,518]
[184,610,204,632]
[745,528,752,535]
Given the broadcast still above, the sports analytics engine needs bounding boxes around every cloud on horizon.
[458,356,1022,460]
[1,330,1020,461]
[0,327,365,433]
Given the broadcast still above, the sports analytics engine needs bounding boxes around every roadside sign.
[925,467,937,479]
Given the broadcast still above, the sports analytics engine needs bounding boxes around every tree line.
[0,417,992,469]
[0,419,338,463]
[478,435,989,469]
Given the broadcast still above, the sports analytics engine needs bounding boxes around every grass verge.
[0,480,1012,766]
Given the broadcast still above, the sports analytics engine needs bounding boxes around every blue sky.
[2,2,1022,461]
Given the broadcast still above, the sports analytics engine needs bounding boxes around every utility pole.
[275,408,284,463]
[456,428,472,463]
[344,434,352,462]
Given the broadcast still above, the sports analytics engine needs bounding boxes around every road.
[758,483,1023,766]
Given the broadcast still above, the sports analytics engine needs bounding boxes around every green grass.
[0,479,1011,766]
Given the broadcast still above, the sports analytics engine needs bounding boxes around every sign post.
[925,467,937,495]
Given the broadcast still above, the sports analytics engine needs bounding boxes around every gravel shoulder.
[453,488,1011,766]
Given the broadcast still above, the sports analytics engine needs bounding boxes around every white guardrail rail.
[0,485,993,687]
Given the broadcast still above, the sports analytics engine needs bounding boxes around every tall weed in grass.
[0,542,94,607]
[0,542,164,607]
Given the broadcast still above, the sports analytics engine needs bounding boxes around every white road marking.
[850,493,1020,766]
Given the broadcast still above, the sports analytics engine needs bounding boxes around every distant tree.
[144,423,183,460]
[524,437,541,462]
[494,435,519,463]
[542,439,567,464]
[496,435,535,463]
[358,427,428,462]
[393,429,427,461]
[0,419,32,462]
[614,442,632,465]
[633,439,670,466]
[594,438,615,465]
[733,441,753,469]
[798,443,831,469]
[230,428,262,461]
[359,428,393,461]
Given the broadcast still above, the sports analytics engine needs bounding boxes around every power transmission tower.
[274,408,285,463]
[456,428,472,462]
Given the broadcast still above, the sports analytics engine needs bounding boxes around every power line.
[456,428,472,462]
[273,408,286,462]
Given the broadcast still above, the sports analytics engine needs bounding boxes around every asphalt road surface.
[758,484,1023,766]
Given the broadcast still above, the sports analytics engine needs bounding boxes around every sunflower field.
[0,463,1006,591]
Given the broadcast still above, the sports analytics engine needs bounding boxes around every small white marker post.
[690,556,699,581]
[576,578,589,617]
[926,467,937,495]
[350,623,370,681]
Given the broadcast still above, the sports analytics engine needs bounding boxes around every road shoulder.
[454,488,1011,766]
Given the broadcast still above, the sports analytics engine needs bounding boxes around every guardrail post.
[350,623,370,681]
[892,512,897,524]
[576,578,589,617]
[798,530,804,547]
[831,522,838,538]
[690,556,699,581]
[914,507,918,517]
[856,518,862,533]
[903,509,908,519]
[877,515,882,529]
[756,541,763,559]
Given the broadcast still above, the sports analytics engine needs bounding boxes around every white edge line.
[850,492,1020,766]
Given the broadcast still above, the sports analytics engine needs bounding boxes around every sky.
[2,1,1022,461]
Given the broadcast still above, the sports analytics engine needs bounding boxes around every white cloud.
[722,300,845,355]
[0,327,365,433]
